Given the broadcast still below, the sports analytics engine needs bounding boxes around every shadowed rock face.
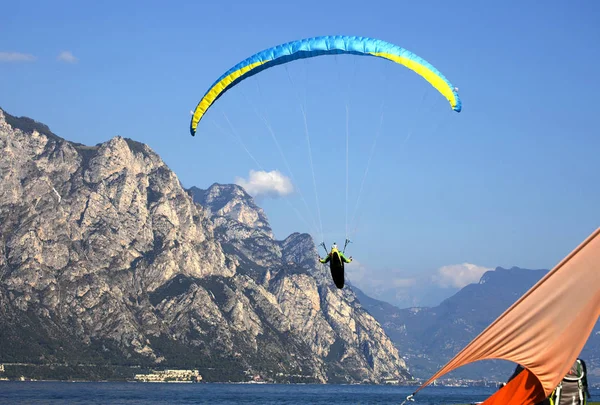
[0,107,410,383]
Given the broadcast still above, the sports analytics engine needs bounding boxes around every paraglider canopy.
[189,35,462,136]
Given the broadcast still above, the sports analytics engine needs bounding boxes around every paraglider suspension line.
[343,238,351,254]
[345,104,350,242]
[320,242,328,256]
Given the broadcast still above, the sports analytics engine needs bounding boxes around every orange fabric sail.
[413,227,600,404]
[481,368,548,405]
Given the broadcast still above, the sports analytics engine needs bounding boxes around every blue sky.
[2,0,599,307]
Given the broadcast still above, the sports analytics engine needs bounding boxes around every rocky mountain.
[353,267,600,384]
[0,107,410,383]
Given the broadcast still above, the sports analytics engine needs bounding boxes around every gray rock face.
[190,184,410,382]
[0,107,410,383]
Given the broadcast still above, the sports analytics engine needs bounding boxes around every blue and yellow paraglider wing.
[190,35,461,136]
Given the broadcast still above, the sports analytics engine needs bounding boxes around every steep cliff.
[0,107,410,383]
[190,184,410,382]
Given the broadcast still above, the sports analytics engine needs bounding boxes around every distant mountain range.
[353,266,600,384]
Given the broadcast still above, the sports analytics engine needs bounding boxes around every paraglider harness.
[320,239,351,289]
[549,359,590,405]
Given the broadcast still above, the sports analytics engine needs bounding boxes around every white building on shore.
[134,369,202,383]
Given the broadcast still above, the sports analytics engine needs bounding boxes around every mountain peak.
[280,232,318,268]
[189,183,272,236]
[479,266,549,285]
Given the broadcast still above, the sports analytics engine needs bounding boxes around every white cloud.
[346,259,416,297]
[235,170,294,198]
[345,259,492,308]
[432,263,491,288]
[341,260,495,308]
[0,52,36,62]
[347,260,415,287]
[57,51,78,63]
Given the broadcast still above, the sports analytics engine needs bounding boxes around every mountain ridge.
[352,266,600,384]
[0,106,410,383]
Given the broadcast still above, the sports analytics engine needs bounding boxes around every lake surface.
[1,382,598,404]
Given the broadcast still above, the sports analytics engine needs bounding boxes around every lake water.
[1,382,598,405]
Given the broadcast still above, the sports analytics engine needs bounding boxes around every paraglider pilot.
[319,242,352,289]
